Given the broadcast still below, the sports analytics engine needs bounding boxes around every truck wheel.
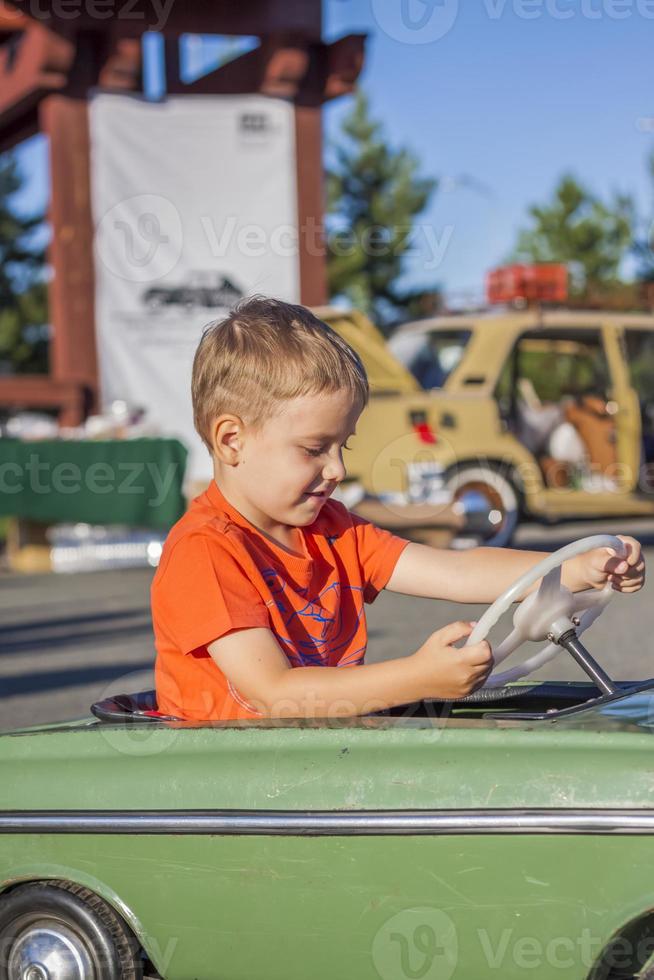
[0,880,142,980]
[446,463,519,548]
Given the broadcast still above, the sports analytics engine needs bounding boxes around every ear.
[210,415,245,466]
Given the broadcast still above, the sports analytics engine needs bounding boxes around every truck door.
[618,325,652,491]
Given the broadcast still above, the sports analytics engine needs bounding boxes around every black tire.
[446,461,520,548]
[0,880,142,980]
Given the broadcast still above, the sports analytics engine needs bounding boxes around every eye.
[302,441,352,457]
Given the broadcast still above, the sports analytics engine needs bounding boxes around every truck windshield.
[388,329,471,389]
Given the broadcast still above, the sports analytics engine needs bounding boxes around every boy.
[152,297,645,721]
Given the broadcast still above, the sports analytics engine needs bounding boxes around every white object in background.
[406,461,448,504]
[48,523,166,573]
[548,421,587,465]
[5,412,59,440]
[332,482,366,509]
[90,92,301,487]
[515,400,564,455]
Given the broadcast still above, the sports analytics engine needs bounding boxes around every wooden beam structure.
[5,0,323,40]
[0,0,364,424]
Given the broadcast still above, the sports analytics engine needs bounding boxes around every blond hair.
[192,296,369,451]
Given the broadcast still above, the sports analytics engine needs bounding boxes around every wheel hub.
[8,922,95,980]
[452,481,507,536]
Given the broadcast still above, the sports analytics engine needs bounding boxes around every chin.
[296,511,319,524]
[296,500,325,522]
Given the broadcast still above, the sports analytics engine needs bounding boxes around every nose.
[322,448,346,485]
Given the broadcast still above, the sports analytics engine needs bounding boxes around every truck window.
[624,328,654,463]
[388,329,471,389]
[496,329,611,416]
[515,331,610,403]
[495,329,616,485]
[624,329,654,403]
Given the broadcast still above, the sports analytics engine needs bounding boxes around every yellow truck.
[318,306,654,546]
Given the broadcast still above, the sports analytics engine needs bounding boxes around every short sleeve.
[152,531,270,654]
[350,514,410,603]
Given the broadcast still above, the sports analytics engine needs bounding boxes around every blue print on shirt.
[261,569,365,668]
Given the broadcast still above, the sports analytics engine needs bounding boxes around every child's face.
[233,388,361,531]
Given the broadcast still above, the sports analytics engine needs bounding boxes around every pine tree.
[326,90,437,330]
[0,152,49,373]
[511,175,633,300]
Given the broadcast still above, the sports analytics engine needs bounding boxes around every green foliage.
[326,90,437,330]
[496,342,604,406]
[511,175,633,296]
[0,152,49,373]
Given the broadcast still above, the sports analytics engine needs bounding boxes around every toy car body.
[3,680,654,979]
[320,307,654,545]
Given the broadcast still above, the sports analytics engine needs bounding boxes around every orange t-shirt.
[151,481,409,721]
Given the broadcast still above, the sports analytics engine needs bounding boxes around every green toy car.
[1,536,654,980]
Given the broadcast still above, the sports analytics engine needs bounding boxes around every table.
[0,438,188,529]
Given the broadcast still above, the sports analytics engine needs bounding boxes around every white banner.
[89,92,300,485]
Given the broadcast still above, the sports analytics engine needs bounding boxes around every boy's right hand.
[413,621,493,700]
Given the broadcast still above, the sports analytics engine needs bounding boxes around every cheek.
[258,449,314,483]
[287,451,321,486]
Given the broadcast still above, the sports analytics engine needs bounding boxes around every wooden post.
[40,93,98,423]
[295,103,327,306]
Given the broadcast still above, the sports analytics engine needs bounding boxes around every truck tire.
[446,462,519,548]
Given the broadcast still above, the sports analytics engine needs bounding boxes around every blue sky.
[324,0,654,297]
[10,0,654,301]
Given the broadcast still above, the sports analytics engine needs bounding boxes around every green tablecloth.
[0,438,188,529]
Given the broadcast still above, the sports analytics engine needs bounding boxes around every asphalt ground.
[1,518,653,732]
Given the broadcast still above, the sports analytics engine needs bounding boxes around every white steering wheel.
[465,534,628,689]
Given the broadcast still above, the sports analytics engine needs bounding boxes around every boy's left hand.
[578,535,646,593]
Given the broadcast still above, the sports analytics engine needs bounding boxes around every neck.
[212,470,302,553]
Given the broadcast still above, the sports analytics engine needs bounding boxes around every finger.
[613,575,645,591]
[617,535,641,566]
[436,621,476,645]
[461,641,493,666]
[610,570,644,587]
[471,665,493,689]
[610,559,645,581]
[471,660,493,680]
[601,549,629,575]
